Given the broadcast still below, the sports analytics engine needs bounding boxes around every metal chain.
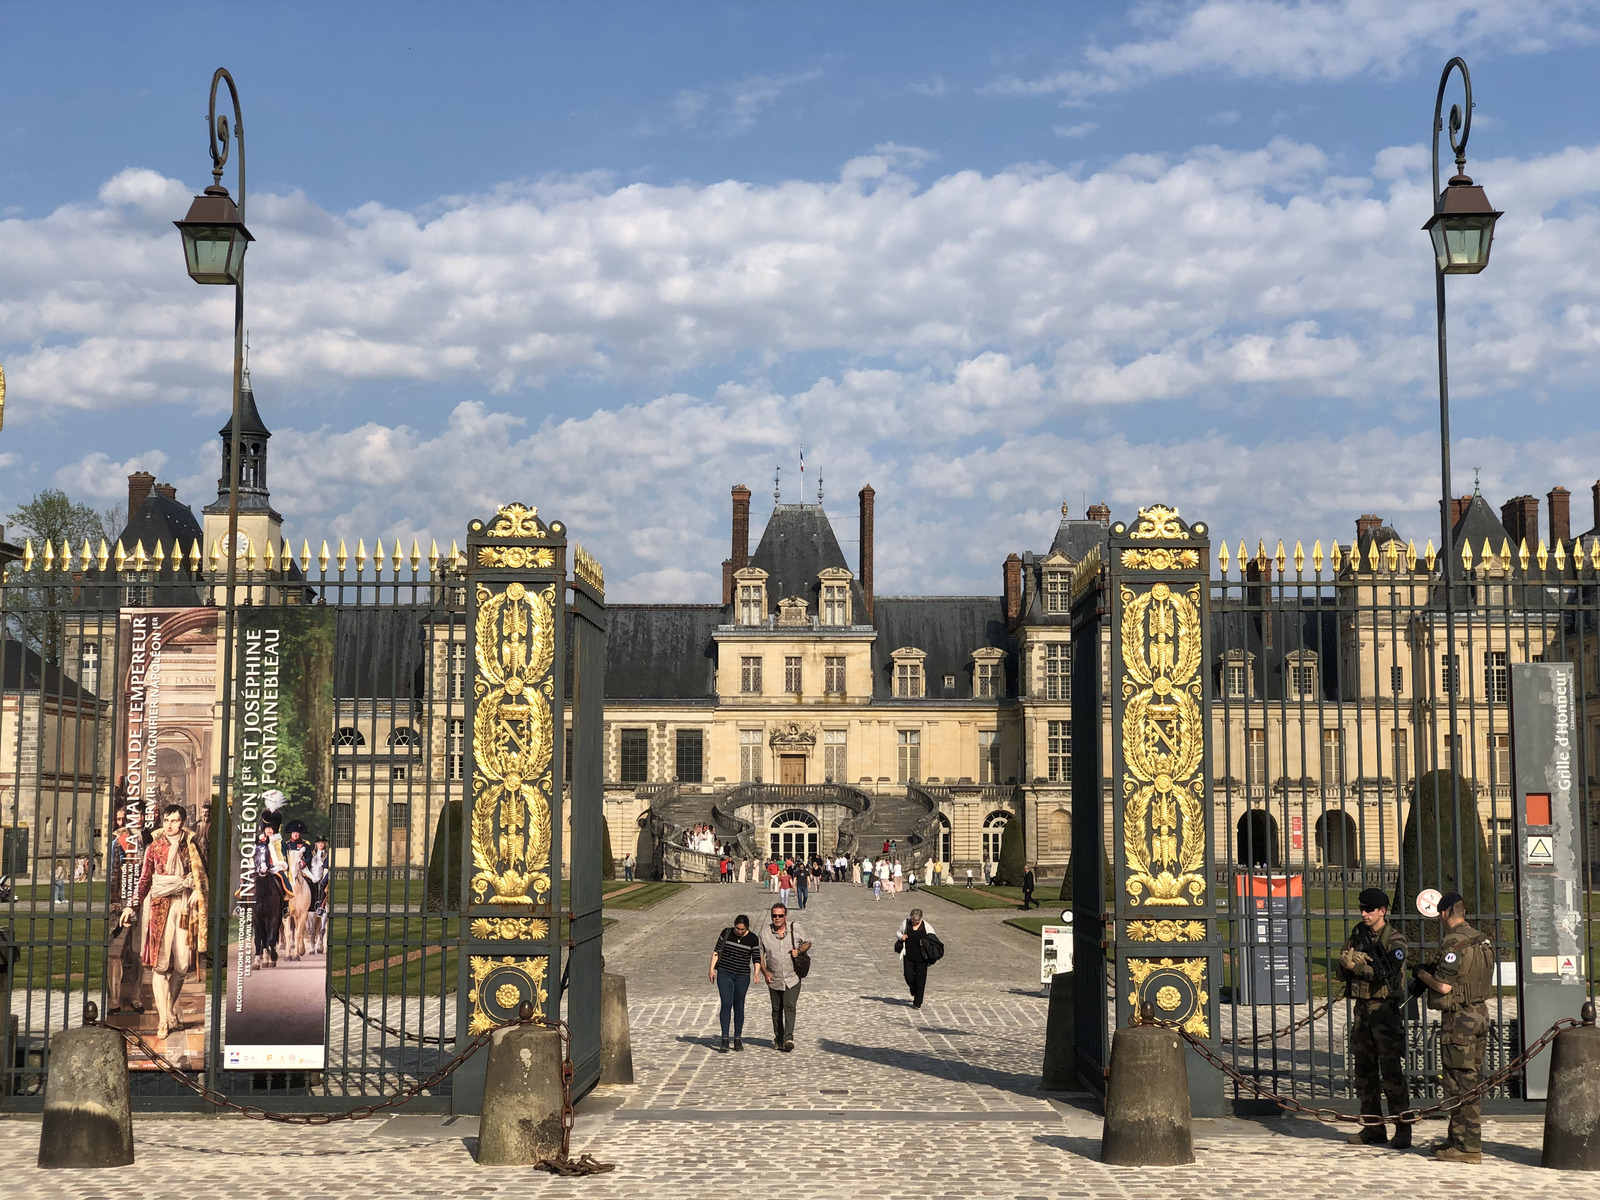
[1141,1005,1583,1127]
[1218,1000,1332,1046]
[329,991,456,1046]
[98,1006,612,1175]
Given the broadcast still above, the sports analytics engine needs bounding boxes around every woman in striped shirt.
[710,915,761,1052]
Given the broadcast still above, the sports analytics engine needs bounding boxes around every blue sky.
[3,1,1599,599]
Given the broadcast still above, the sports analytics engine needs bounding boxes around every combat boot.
[1347,1122,1387,1145]
[1388,1123,1412,1150]
[1434,1145,1482,1163]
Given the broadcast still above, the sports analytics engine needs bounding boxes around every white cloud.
[985,0,1600,99]
[54,449,170,504]
[652,69,825,136]
[1053,122,1099,139]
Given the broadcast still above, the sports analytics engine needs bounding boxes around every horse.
[305,890,328,956]
[280,872,313,962]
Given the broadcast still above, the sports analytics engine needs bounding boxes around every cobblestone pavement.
[1,879,1592,1198]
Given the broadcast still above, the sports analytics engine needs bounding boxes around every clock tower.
[202,366,283,563]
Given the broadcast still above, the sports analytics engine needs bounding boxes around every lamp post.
[174,67,251,1087]
[1425,57,1500,898]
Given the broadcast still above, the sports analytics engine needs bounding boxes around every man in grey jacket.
[758,903,812,1052]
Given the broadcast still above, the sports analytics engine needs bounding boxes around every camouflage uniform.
[1336,919,1410,1122]
[1425,923,1493,1154]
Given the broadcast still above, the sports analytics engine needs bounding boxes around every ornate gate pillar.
[1083,504,1221,1114]
[454,503,604,1109]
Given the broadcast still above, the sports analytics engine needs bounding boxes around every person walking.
[777,867,793,907]
[891,860,903,895]
[1021,864,1037,910]
[767,859,780,892]
[758,903,811,1052]
[964,865,974,889]
[872,859,885,901]
[1336,888,1411,1150]
[52,860,68,905]
[795,863,810,910]
[622,852,635,883]
[1417,890,1494,1163]
[710,914,761,1052]
[895,908,940,1009]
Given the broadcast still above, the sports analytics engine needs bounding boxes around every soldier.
[1336,887,1411,1148]
[1415,889,1494,1163]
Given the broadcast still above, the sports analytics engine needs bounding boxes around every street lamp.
[175,66,250,1088]
[1426,56,1498,907]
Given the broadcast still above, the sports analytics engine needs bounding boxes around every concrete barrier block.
[37,1025,134,1168]
[1041,971,1076,1091]
[1543,1019,1600,1172]
[477,1024,565,1167]
[1100,1023,1194,1166]
[599,973,634,1086]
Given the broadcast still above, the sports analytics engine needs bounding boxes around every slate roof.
[744,504,866,621]
[1021,511,1110,624]
[1,637,98,701]
[334,608,427,699]
[218,374,271,438]
[871,596,1015,700]
[1210,602,1341,702]
[604,605,721,699]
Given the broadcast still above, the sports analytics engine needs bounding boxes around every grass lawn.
[602,880,687,909]
[1003,916,1057,937]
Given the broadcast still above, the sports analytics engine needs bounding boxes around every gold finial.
[1517,538,1528,571]
[1554,539,1566,572]
[114,539,127,571]
[449,539,461,571]
[1481,537,1493,568]
[209,538,222,571]
[1330,539,1342,573]
[1292,540,1304,574]
[1424,539,1436,571]
[409,539,421,573]
[78,538,92,572]
[1366,538,1378,571]
[22,539,34,572]
[392,540,402,574]
[1573,538,1585,571]
[1236,540,1246,572]
[300,539,311,573]
[356,538,368,574]
[1592,537,1600,568]
[428,539,440,574]
[188,540,201,573]
[1461,539,1474,571]
[42,539,55,573]
[319,540,330,574]
[97,539,110,572]
[1217,540,1230,575]
[1384,539,1398,572]
[1312,539,1323,573]
[1274,539,1286,573]
[264,538,276,572]
[1406,540,1417,571]
[152,541,166,571]
[1536,538,1548,571]
[133,540,147,571]
[373,538,384,576]
[337,538,348,572]
[246,539,258,572]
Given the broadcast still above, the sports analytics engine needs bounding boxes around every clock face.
[219,531,253,558]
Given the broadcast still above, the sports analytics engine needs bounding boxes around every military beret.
[1357,888,1390,910]
[1437,890,1464,912]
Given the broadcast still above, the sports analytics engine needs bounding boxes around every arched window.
[387,726,418,747]
[935,813,951,864]
[769,809,819,862]
[332,727,365,748]
[982,810,1012,863]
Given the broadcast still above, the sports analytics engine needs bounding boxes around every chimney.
[721,559,734,607]
[1445,494,1471,533]
[1246,554,1274,648]
[128,471,155,515]
[1355,514,1382,541]
[154,483,177,502]
[1499,495,1538,547]
[858,485,875,622]
[730,485,751,571]
[1003,553,1023,627]
[1086,501,1111,525]
[1547,486,1571,546]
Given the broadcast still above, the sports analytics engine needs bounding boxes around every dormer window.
[1220,649,1255,700]
[1043,571,1069,614]
[1286,650,1318,700]
[972,647,1006,699]
[891,648,927,698]
[818,567,854,625]
[734,567,769,626]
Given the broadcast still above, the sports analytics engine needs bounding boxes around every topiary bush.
[994,813,1026,886]
[601,815,617,881]
[1395,768,1493,929]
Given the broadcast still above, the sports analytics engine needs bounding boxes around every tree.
[994,813,1026,886]
[424,800,464,912]
[1061,844,1115,904]
[1396,768,1493,927]
[600,816,616,881]
[4,488,109,661]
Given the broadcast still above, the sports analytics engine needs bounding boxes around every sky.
[2,0,1599,601]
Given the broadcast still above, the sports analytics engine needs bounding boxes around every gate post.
[1106,506,1222,1117]
[455,504,570,1113]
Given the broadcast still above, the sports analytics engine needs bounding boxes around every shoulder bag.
[790,925,811,979]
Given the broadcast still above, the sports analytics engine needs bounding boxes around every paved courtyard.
[0,879,1589,1198]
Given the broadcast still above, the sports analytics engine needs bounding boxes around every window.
[1390,666,1404,694]
[332,727,365,747]
[895,662,923,698]
[125,574,151,608]
[1043,571,1069,614]
[897,729,921,783]
[1489,733,1510,786]
[824,729,847,783]
[1247,728,1266,785]
[738,584,764,626]
[824,656,846,695]
[1047,720,1070,782]
[1321,728,1343,786]
[448,642,467,700]
[784,656,802,693]
[982,811,1010,862]
[975,661,1002,699]
[1484,651,1509,704]
[1391,728,1410,791]
[675,729,704,783]
[741,656,763,695]
[1443,732,1462,772]
[1441,652,1460,696]
[822,584,849,626]
[387,726,418,747]
[1494,818,1515,864]
[942,674,956,697]
[332,803,355,849]
[389,801,410,829]
[1290,662,1316,699]
[619,729,649,784]
[1226,664,1246,699]
[1045,643,1069,701]
[391,765,408,781]
[740,729,763,783]
[979,730,1001,784]
[80,644,100,695]
[335,765,351,781]
[448,718,465,781]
